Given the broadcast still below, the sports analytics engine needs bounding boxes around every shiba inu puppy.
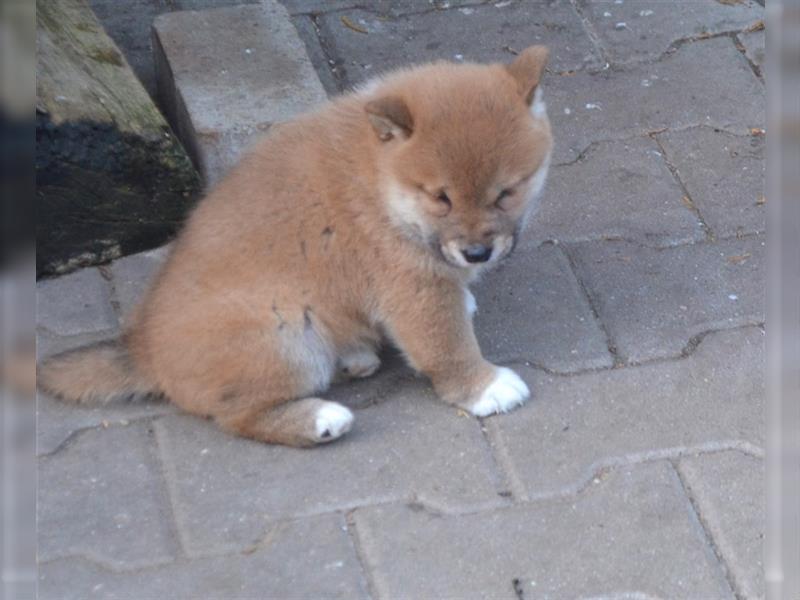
[39,46,553,447]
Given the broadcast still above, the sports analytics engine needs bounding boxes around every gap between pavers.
[38,514,369,600]
[351,461,734,599]
[482,326,764,501]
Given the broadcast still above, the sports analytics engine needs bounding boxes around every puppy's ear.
[365,96,413,141]
[504,45,549,105]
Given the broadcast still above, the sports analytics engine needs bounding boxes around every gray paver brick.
[109,245,170,324]
[39,514,368,600]
[282,0,479,16]
[489,326,763,499]
[353,462,732,599]
[37,331,177,456]
[678,450,765,600]
[38,423,178,569]
[313,0,599,90]
[153,2,328,183]
[576,0,763,64]
[473,243,613,372]
[525,136,705,248]
[37,268,117,336]
[570,236,765,362]
[657,127,765,238]
[155,385,505,555]
[548,36,764,163]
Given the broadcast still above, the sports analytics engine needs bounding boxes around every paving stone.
[489,327,763,500]
[576,0,763,65]
[570,236,765,362]
[38,423,178,569]
[37,330,177,456]
[525,136,704,248]
[155,384,505,555]
[38,514,368,600]
[282,0,481,16]
[353,461,732,599]
[547,36,764,164]
[109,244,170,324]
[657,127,765,238]
[738,28,765,75]
[153,2,328,183]
[473,243,613,372]
[312,0,600,90]
[678,450,765,600]
[37,268,117,336]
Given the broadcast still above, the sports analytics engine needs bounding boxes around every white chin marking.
[469,367,530,417]
[314,403,354,442]
[464,288,478,317]
[444,241,470,267]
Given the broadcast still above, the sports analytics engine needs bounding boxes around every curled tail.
[38,339,159,405]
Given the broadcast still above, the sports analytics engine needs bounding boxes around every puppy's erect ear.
[365,96,413,141]
[504,45,549,106]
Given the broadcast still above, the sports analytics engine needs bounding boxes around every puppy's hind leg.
[216,397,353,447]
[212,306,353,447]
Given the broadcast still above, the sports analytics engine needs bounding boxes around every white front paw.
[314,402,354,442]
[469,367,530,417]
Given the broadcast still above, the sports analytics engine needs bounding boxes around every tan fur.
[38,47,553,447]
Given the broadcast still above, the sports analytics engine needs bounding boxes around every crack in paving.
[568,0,611,68]
[308,14,348,92]
[733,31,764,81]
[556,241,623,367]
[651,131,716,242]
[672,460,743,600]
[477,417,523,502]
[345,510,379,600]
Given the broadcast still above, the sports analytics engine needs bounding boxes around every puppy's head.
[365,46,553,271]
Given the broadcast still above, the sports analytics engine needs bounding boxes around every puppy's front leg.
[381,277,529,416]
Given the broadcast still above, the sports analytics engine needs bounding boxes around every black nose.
[462,244,493,263]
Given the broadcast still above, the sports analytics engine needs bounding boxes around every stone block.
[152,2,328,183]
[657,126,765,238]
[488,327,764,499]
[353,462,732,598]
[570,236,765,362]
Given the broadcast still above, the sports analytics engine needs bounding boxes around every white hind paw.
[339,349,381,379]
[314,402,354,442]
[469,367,530,417]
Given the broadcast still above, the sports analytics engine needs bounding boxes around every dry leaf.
[745,19,765,32]
[457,409,470,418]
[750,127,766,136]
[340,16,368,34]
[756,194,766,205]
[727,253,751,264]
[681,195,697,211]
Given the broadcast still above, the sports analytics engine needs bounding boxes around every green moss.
[87,46,123,67]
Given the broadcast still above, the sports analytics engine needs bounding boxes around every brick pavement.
[38,1,765,597]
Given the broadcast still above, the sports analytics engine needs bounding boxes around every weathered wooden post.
[36,0,201,276]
